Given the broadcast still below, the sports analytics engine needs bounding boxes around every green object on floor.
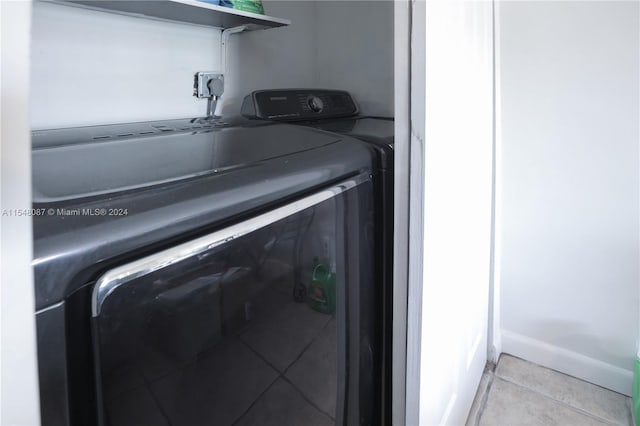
[634,351,640,426]
[307,259,335,315]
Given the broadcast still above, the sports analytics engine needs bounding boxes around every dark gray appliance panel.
[91,175,376,426]
[241,89,358,121]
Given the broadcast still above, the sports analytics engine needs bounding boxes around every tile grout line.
[281,375,336,421]
[231,374,281,426]
[231,337,293,425]
[238,334,286,377]
[234,315,335,423]
[281,315,334,376]
[278,317,336,421]
[140,371,177,426]
[493,375,622,426]
[474,371,495,426]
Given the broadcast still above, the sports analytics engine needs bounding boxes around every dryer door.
[91,174,378,426]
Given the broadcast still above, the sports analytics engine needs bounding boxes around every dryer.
[32,118,384,426]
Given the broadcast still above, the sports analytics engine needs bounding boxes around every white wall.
[0,1,41,424]
[31,1,221,129]
[496,0,640,396]
[226,0,394,117]
[32,1,393,129]
[313,1,394,117]
[406,1,495,424]
[223,0,319,115]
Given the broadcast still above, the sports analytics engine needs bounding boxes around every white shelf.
[52,0,291,30]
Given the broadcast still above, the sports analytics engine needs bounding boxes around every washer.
[32,118,384,426]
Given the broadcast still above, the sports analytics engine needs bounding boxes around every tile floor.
[105,278,337,426]
[467,354,634,426]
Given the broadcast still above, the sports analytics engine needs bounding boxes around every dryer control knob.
[307,96,324,113]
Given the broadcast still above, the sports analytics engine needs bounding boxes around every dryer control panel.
[241,89,358,121]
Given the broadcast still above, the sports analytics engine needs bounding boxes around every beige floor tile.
[479,378,610,426]
[496,354,631,425]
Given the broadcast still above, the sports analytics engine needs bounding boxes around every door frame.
[392,0,412,424]
[394,1,497,424]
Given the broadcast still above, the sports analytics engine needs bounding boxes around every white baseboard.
[501,330,633,396]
